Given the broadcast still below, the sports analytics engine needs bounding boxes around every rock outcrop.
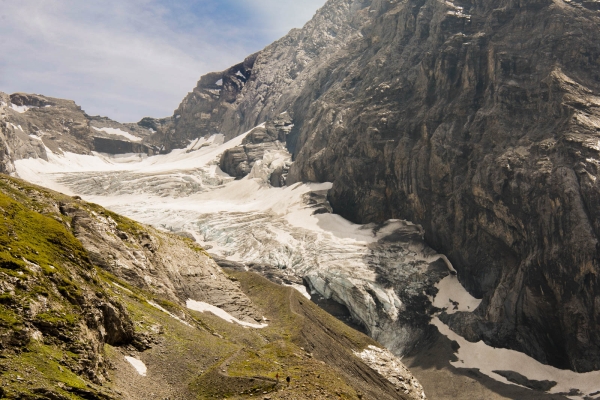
[0,92,160,173]
[156,0,600,373]
[219,113,293,184]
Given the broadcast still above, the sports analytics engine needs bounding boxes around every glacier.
[15,130,600,399]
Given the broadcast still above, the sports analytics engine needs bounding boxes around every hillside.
[0,174,424,400]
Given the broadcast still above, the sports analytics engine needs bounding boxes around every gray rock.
[157,0,600,372]
[219,115,293,181]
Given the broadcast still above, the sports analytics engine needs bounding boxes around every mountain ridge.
[148,0,600,373]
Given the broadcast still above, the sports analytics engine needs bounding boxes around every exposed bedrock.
[162,0,600,372]
[219,113,294,183]
[285,0,600,372]
[92,137,156,155]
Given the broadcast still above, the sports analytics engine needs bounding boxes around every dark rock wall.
[286,0,600,372]
[93,137,155,155]
[161,0,600,372]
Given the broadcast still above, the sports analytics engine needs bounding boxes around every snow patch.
[186,299,268,329]
[354,345,425,399]
[147,301,191,327]
[92,126,142,142]
[11,103,33,113]
[432,317,600,398]
[124,356,147,376]
[432,275,481,314]
[285,284,311,300]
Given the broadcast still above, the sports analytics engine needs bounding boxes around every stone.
[154,0,600,373]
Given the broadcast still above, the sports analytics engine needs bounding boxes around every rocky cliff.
[0,92,162,174]
[158,0,600,373]
[0,175,425,400]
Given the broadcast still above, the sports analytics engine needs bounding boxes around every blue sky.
[0,0,325,122]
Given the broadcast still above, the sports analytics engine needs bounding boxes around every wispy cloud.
[0,0,325,122]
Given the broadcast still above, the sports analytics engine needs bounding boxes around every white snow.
[13,121,600,397]
[112,282,133,294]
[285,284,312,300]
[215,79,223,86]
[147,301,192,327]
[11,103,32,113]
[92,126,142,142]
[432,275,481,314]
[431,275,600,398]
[433,318,600,398]
[124,356,147,376]
[354,345,425,398]
[186,299,268,328]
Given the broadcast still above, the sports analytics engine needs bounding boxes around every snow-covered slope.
[14,130,600,399]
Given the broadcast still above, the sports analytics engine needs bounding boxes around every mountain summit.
[149,0,600,373]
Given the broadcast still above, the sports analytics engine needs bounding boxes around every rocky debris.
[156,54,259,151]
[92,137,155,155]
[220,113,294,184]
[58,201,264,325]
[354,345,426,400]
[156,0,600,373]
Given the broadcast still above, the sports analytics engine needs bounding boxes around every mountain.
[146,0,600,374]
[2,0,600,397]
[0,174,425,399]
[0,92,167,174]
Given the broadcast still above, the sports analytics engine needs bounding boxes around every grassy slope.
[0,175,411,400]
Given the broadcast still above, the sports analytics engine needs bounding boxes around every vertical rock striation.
[160,0,600,372]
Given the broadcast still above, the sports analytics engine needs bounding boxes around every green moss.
[35,310,79,327]
[0,293,15,304]
[0,305,22,327]
[0,342,92,399]
[0,192,91,275]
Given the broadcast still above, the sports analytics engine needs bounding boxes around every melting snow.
[186,299,268,328]
[92,126,142,142]
[431,278,599,398]
[147,301,192,327]
[11,103,33,113]
[124,356,147,376]
[432,318,600,398]
[432,275,481,314]
[285,284,312,300]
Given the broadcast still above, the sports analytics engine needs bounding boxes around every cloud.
[0,0,325,122]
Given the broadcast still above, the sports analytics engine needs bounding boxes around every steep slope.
[0,174,424,400]
[0,92,165,175]
[158,0,600,373]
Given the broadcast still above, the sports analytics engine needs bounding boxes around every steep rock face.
[287,0,600,372]
[219,113,293,182]
[0,92,160,173]
[158,0,371,147]
[162,0,600,372]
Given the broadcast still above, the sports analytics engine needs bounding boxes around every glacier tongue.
[17,130,597,396]
[15,131,454,357]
